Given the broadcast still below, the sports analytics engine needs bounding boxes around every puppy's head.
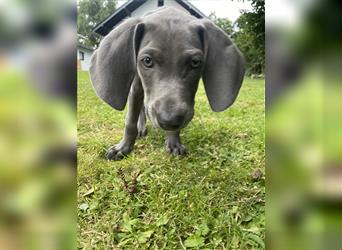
[136,16,205,130]
[90,8,245,131]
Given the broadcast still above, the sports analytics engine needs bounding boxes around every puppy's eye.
[142,56,153,68]
[191,58,201,68]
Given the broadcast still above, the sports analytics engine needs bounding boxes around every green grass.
[77,71,265,249]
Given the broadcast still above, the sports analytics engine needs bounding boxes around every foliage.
[210,0,265,75]
[209,12,234,37]
[294,0,342,59]
[78,71,265,248]
[234,0,265,75]
[77,0,117,48]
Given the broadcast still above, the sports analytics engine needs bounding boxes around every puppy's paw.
[105,142,133,160]
[137,127,148,138]
[165,139,187,156]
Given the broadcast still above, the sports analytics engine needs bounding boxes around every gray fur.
[89,7,245,160]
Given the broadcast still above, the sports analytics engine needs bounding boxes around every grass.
[77,71,265,249]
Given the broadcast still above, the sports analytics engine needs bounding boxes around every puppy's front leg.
[106,78,143,160]
[165,131,187,156]
[137,105,147,137]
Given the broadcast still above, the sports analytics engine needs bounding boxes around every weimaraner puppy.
[90,7,245,160]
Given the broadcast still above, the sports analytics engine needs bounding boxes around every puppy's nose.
[157,113,185,130]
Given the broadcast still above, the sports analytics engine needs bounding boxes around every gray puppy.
[89,7,245,160]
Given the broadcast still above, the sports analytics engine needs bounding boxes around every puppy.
[90,7,245,160]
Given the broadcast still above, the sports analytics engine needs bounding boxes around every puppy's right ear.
[89,19,144,110]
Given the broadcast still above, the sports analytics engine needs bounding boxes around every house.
[93,0,206,36]
[77,44,94,71]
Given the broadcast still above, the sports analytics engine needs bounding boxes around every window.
[158,0,164,7]
[79,51,84,61]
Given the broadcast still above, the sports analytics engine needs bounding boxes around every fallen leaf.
[251,169,263,181]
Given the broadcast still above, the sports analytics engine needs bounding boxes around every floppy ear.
[89,18,144,110]
[201,19,245,112]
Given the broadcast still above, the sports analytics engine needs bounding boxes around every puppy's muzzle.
[156,112,186,131]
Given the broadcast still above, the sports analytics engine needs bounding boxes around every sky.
[117,0,253,22]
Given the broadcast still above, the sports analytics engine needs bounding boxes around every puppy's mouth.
[158,121,185,131]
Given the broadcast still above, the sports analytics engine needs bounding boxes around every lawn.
[77,71,265,249]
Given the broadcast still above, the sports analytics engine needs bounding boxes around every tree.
[209,12,234,38]
[234,0,265,75]
[77,0,117,48]
[209,0,265,75]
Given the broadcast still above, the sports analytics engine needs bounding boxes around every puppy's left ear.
[201,19,245,112]
[89,19,144,111]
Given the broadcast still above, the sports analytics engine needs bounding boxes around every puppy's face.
[136,21,204,131]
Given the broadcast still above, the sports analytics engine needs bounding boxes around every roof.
[93,0,206,36]
[174,0,206,18]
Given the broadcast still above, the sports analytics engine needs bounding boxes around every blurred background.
[266,0,342,249]
[0,0,76,249]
